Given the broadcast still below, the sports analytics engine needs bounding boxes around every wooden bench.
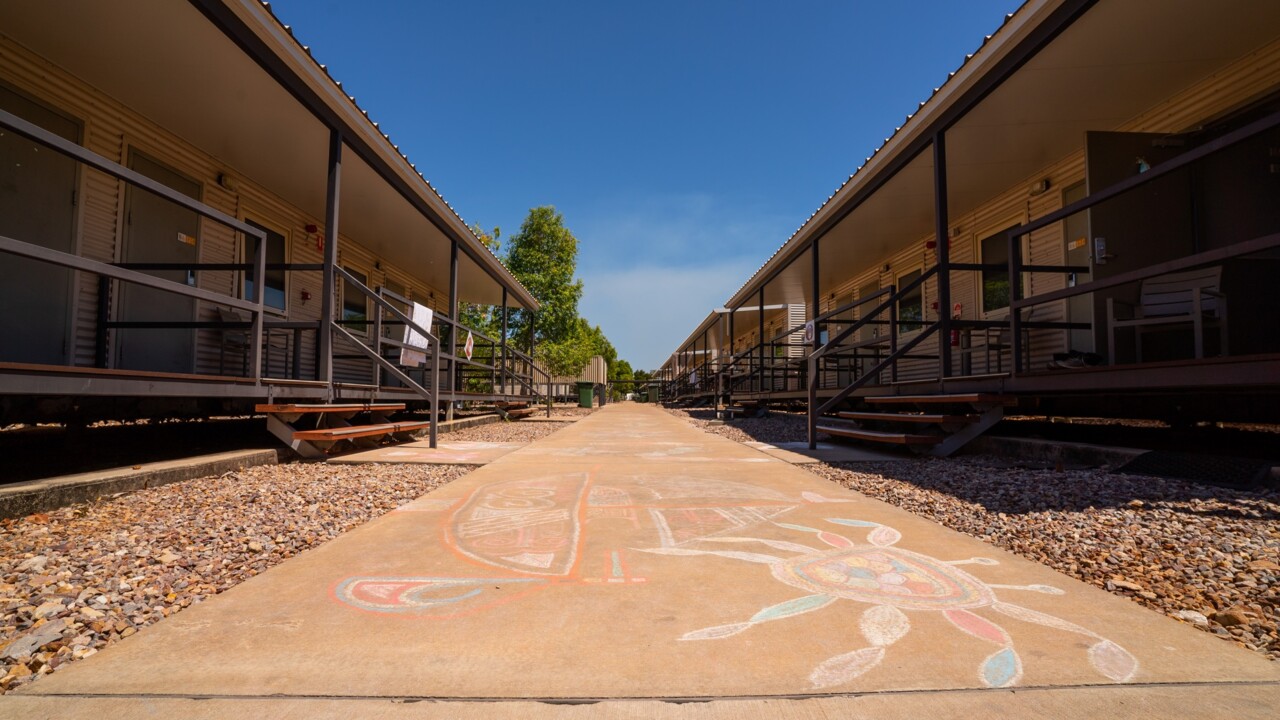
[1106,266,1228,365]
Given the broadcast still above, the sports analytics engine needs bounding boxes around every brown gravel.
[0,412,583,694]
[666,406,1280,662]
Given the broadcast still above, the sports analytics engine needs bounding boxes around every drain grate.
[1115,451,1276,489]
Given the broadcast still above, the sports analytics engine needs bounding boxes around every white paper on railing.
[400,302,433,366]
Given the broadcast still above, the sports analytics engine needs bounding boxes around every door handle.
[1093,237,1115,265]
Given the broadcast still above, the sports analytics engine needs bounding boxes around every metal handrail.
[0,109,266,243]
[806,324,941,448]
[802,267,942,448]
[0,107,276,383]
[333,266,440,446]
[1001,105,1280,375]
[331,321,439,448]
[813,267,936,362]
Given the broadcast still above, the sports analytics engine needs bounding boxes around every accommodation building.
[664,0,1280,451]
[0,0,548,438]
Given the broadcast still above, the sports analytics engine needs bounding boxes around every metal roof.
[247,0,538,310]
[721,1,1037,308]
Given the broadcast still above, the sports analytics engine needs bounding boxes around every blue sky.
[269,0,1024,370]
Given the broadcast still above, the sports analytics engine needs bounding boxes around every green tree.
[581,319,617,375]
[611,358,634,400]
[505,206,586,376]
[458,224,502,339]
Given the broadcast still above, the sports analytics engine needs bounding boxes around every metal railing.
[1001,106,1280,376]
[0,105,549,427]
[0,106,274,383]
[331,267,441,446]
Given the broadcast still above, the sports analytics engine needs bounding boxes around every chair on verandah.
[983,308,1033,374]
[1105,266,1228,365]
[217,307,289,377]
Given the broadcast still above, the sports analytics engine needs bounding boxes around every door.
[1062,181,1092,352]
[1085,131,1191,361]
[0,86,78,364]
[381,278,407,388]
[115,152,199,373]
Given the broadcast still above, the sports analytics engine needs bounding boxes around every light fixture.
[1029,178,1051,196]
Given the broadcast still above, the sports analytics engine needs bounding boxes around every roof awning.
[0,0,536,309]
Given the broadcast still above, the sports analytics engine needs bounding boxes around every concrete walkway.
[8,404,1278,717]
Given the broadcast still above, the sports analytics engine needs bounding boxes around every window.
[341,266,369,334]
[897,269,924,332]
[980,225,1020,313]
[381,278,407,340]
[243,219,286,312]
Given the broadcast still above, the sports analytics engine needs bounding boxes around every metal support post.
[428,333,440,448]
[807,354,818,449]
[249,222,266,383]
[758,287,765,394]
[447,239,458,419]
[701,328,708,398]
[1009,229,1024,376]
[808,237,820,445]
[500,288,508,397]
[318,129,342,393]
[933,133,953,378]
[727,307,735,411]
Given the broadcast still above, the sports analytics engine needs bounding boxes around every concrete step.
[255,402,406,414]
[817,423,942,446]
[835,410,979,424]
[864,393,1016,406]
[291,421,431,442]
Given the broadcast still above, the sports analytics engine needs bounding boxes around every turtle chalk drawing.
[639,518,1138,689]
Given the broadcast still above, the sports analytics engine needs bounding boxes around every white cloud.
[579,259,760,371]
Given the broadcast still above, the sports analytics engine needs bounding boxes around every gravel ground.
[666,406,1280,662]
[0,413,583,694]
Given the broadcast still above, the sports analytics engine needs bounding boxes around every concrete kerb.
[0,413,545,520]
[436,413,501,433]
[0,449,280,520]
[964,435,1149,469]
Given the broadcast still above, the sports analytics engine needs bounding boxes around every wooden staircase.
[816,393,1015,457]
[724,399,767,419]
[495,401,537,420]
[257,403,431,459]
